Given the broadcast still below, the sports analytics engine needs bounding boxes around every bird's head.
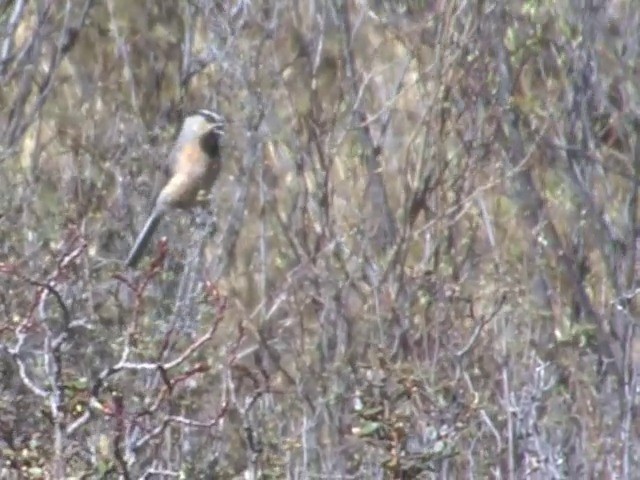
[181,108,225,159]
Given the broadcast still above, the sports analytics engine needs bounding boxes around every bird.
[125,109,225,268]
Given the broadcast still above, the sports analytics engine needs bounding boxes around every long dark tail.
[125,208,164,268]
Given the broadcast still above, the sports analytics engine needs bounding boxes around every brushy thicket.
[1,1,640,478]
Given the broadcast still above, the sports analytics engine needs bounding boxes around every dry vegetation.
[1,0,640,478]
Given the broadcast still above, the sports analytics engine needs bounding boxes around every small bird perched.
[125,109,225,268]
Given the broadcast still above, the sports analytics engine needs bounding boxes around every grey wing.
[150,141,181,201]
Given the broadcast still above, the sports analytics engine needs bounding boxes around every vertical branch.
[337,0,397,254]
[213,109,264,279]
[4,0,96,148]
[0,0,27,78]
[492,1,623,380]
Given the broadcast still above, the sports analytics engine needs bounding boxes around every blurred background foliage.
[1,0,640,478]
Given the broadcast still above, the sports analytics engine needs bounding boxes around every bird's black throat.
[199,129,221,158]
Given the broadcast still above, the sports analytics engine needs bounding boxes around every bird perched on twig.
[125,109,225,268]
